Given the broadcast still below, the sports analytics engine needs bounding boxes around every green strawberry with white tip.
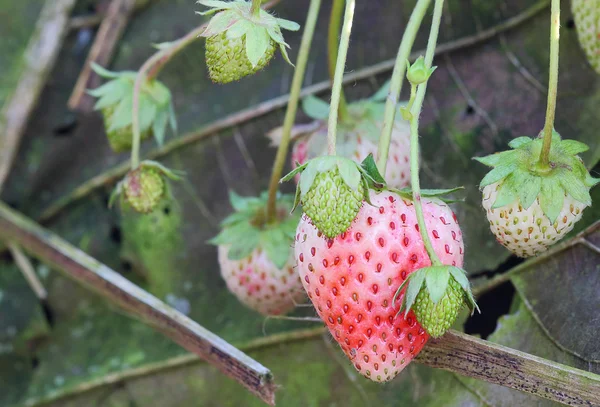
[88,63,177,152]
[282,156,372,239]
[475,131,599,257]
[396,265,478,338]
[111,161,183,214]
[572,0,600,74]
[198,0,300,83]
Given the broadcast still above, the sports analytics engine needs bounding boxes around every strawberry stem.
[376,0,432,175]
[538,0,560,169]
[407,0,446,267]
[328,0,350,123]
[266,0,322,224]
[327,0,355,156]
[250,0,262,16]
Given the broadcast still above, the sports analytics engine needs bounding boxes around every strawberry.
[283,156,370,239]
[110,161,183,214]
[475,131,598,257]
[210,192,304,315]
[274,96,411,188]
[88,63,177,152]
[572,0,600,74]
[198,0,300,83]
[294,189,465,381]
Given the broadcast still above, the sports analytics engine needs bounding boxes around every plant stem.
[408,0,445,266]
[376,0,432,174]
[266,0,322,223]
[328,0,349,123]
[251,0,262,15]
[327,0,355,156]
[129,1,281,170]
[538,0,560,168]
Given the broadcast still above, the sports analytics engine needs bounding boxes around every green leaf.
[168,101,178,133]
[279,43,294,66]
[226,19,252,39]
[313,156,337,173]
[152,108,169,146]
[202,10,238,37]
[302,96,330,120]
[139,97,158,133]
[370,79,390,102]
[266,26,285,45]
[479,162,516,187]
[280,163,307,183]
[90,62,120,79]
[227,230,260,260]
[337,160,361,191]
[508,136,533,149]
[560,172,592,206]
[448,267,469,291]
[360,154,386,185]
[108,93,134,131]
[560,139,589,156]
[261,228,290,269]
[299,161,319,198]
[276,18,300,31]
[425,267,450,305]
[539,178,564,224]
[88,77,130,99]
[229,190,248,212]
[473,150,517,167]
[491,176,517,209]
[403,270,425,317]
[245,25,270,67]
[515,172,541,210]
[196,0,234,13]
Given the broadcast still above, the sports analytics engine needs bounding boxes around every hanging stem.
[538,0,560,169]
[129,1,281,170]
[251,0,262,15]
[408,0,445,266]
[327,0,356,156]
[266,0,322,223]
[376,0,432,174]
[328,0,349,123]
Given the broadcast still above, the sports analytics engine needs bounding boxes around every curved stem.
[376,0,432,174]
[251,0,262,15]
[408,0,445,266]
[328,0,349,122]
[327,0,355,156]
[129,1,281,170]
[538,0,560,168]
[266,0,322,223]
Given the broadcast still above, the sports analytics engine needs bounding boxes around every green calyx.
[406,56,437,86]
[88,63,177,151]
[209,191,300,269]
[110,160,183,214]
[393,265,479,338]
[198,0,300,68]
[474,130,599,224]
[282,156,368,238]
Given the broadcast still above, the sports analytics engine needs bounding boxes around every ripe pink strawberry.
[295,190,464,382]
[291,123,410,188]
[217,246,305,315]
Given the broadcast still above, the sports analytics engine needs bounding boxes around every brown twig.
[7,242,48,301]
[0,202,276,406]
[68,0,138,112]
[0,0,77,192]
[36,0,550,224]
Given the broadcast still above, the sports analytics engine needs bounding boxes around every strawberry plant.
[1,0,600,406]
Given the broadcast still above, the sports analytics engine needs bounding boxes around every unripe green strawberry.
[88,64,177,152]
[572,0,600,74]
[101,105,151,152]
[198,0,300,84]
[205,32,276,83]
[124,167,165,213]
[110,160,183,214]
[475,131,598,257]
[412,276,465,338]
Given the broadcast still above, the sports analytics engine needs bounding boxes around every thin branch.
[7,242,47,301]
[0,0,77,192]
[68,0,138,112]
[0,202,276,406]
[36,0,550,223]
